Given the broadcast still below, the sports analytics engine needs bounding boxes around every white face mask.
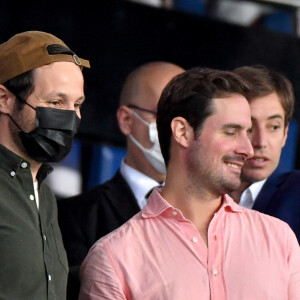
[129,109,166,174]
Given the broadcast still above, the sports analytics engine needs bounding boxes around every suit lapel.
[252,172,287,213]
[105,170,140,222]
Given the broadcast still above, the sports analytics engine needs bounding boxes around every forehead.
[33,61,84,86]
[30,62,85,104]
[249,92,285,118]
[203,94,252,129]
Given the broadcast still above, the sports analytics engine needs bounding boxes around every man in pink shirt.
[79,67,300,300]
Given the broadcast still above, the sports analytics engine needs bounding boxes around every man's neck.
[162,168,223,247]
[30,162,41,182]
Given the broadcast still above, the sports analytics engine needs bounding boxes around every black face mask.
[9,103,80,162]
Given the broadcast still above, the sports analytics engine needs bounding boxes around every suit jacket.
[58,170,140,267]
[58,170,141,300]
[252,170,300,243]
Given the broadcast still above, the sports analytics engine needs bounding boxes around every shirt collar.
[240,179,267,207]
[120,159,163,209]
[0,144,53,182]
[248,179,267,201]
[221,194,244,212]
[142,190,243,219]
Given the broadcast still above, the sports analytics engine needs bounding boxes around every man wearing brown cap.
[0,31,90,299]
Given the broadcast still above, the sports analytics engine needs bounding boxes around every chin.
[241,171,270,184]
[220,180,241,194]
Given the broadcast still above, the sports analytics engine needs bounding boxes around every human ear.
[0,85,13,114]
[171,117,193,148]
[117,105,134,135]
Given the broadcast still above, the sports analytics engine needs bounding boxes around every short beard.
[8,106,31,156]
[186,151,241,198]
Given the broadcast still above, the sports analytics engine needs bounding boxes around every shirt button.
[29,195,35,201]
[48,275,52,281]
[172,211,177,216]
[21,162,27,168]
[212,269,218,276]
[192,237,198,243]
[43,235,47,241]
[10,171,16,177]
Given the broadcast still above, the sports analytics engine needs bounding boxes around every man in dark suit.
[230,65,300,243]
[57,61,184,298]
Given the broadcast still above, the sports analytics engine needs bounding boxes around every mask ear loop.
[8,94,36,132]
[130,109,150,127]
[23,101,36,111]
[130,109,159,144]
[8,114,24,131]
[130,109,158,145]
[12,91,36,111]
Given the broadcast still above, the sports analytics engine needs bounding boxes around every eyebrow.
[47,92,85,102]
[252,114,283,121]
[222,123,244,130]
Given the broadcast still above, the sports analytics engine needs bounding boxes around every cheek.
[271,142,284,161]
[133,124,152,147]
[211,140,231,155]
[16,107,36,132]
[269,134,286,153]
[201,140,226,165]
[76,110,81,119]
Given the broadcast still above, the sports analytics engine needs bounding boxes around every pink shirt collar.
[142,187,243,219]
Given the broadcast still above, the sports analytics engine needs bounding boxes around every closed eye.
[225,130,236,136]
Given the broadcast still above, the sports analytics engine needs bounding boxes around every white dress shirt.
[239,179,267,209]
[120,159,163,209]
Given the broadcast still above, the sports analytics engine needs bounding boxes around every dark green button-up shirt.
[0,144,68,299]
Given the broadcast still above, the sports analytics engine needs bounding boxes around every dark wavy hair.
[157,67,251,166]
[234,65,294,127]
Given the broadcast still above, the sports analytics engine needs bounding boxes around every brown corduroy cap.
[0,30,90,84]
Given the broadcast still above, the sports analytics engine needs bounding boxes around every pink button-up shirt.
[79,189,300,300]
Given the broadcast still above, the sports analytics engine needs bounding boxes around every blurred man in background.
[231,65,300,243]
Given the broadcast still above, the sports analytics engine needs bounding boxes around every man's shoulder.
[96,210,145,244]
[283,169,300,182]
[57,170,135,213]
[268,169,300,185]
[260,169,300,199]
[243,205,294,231]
